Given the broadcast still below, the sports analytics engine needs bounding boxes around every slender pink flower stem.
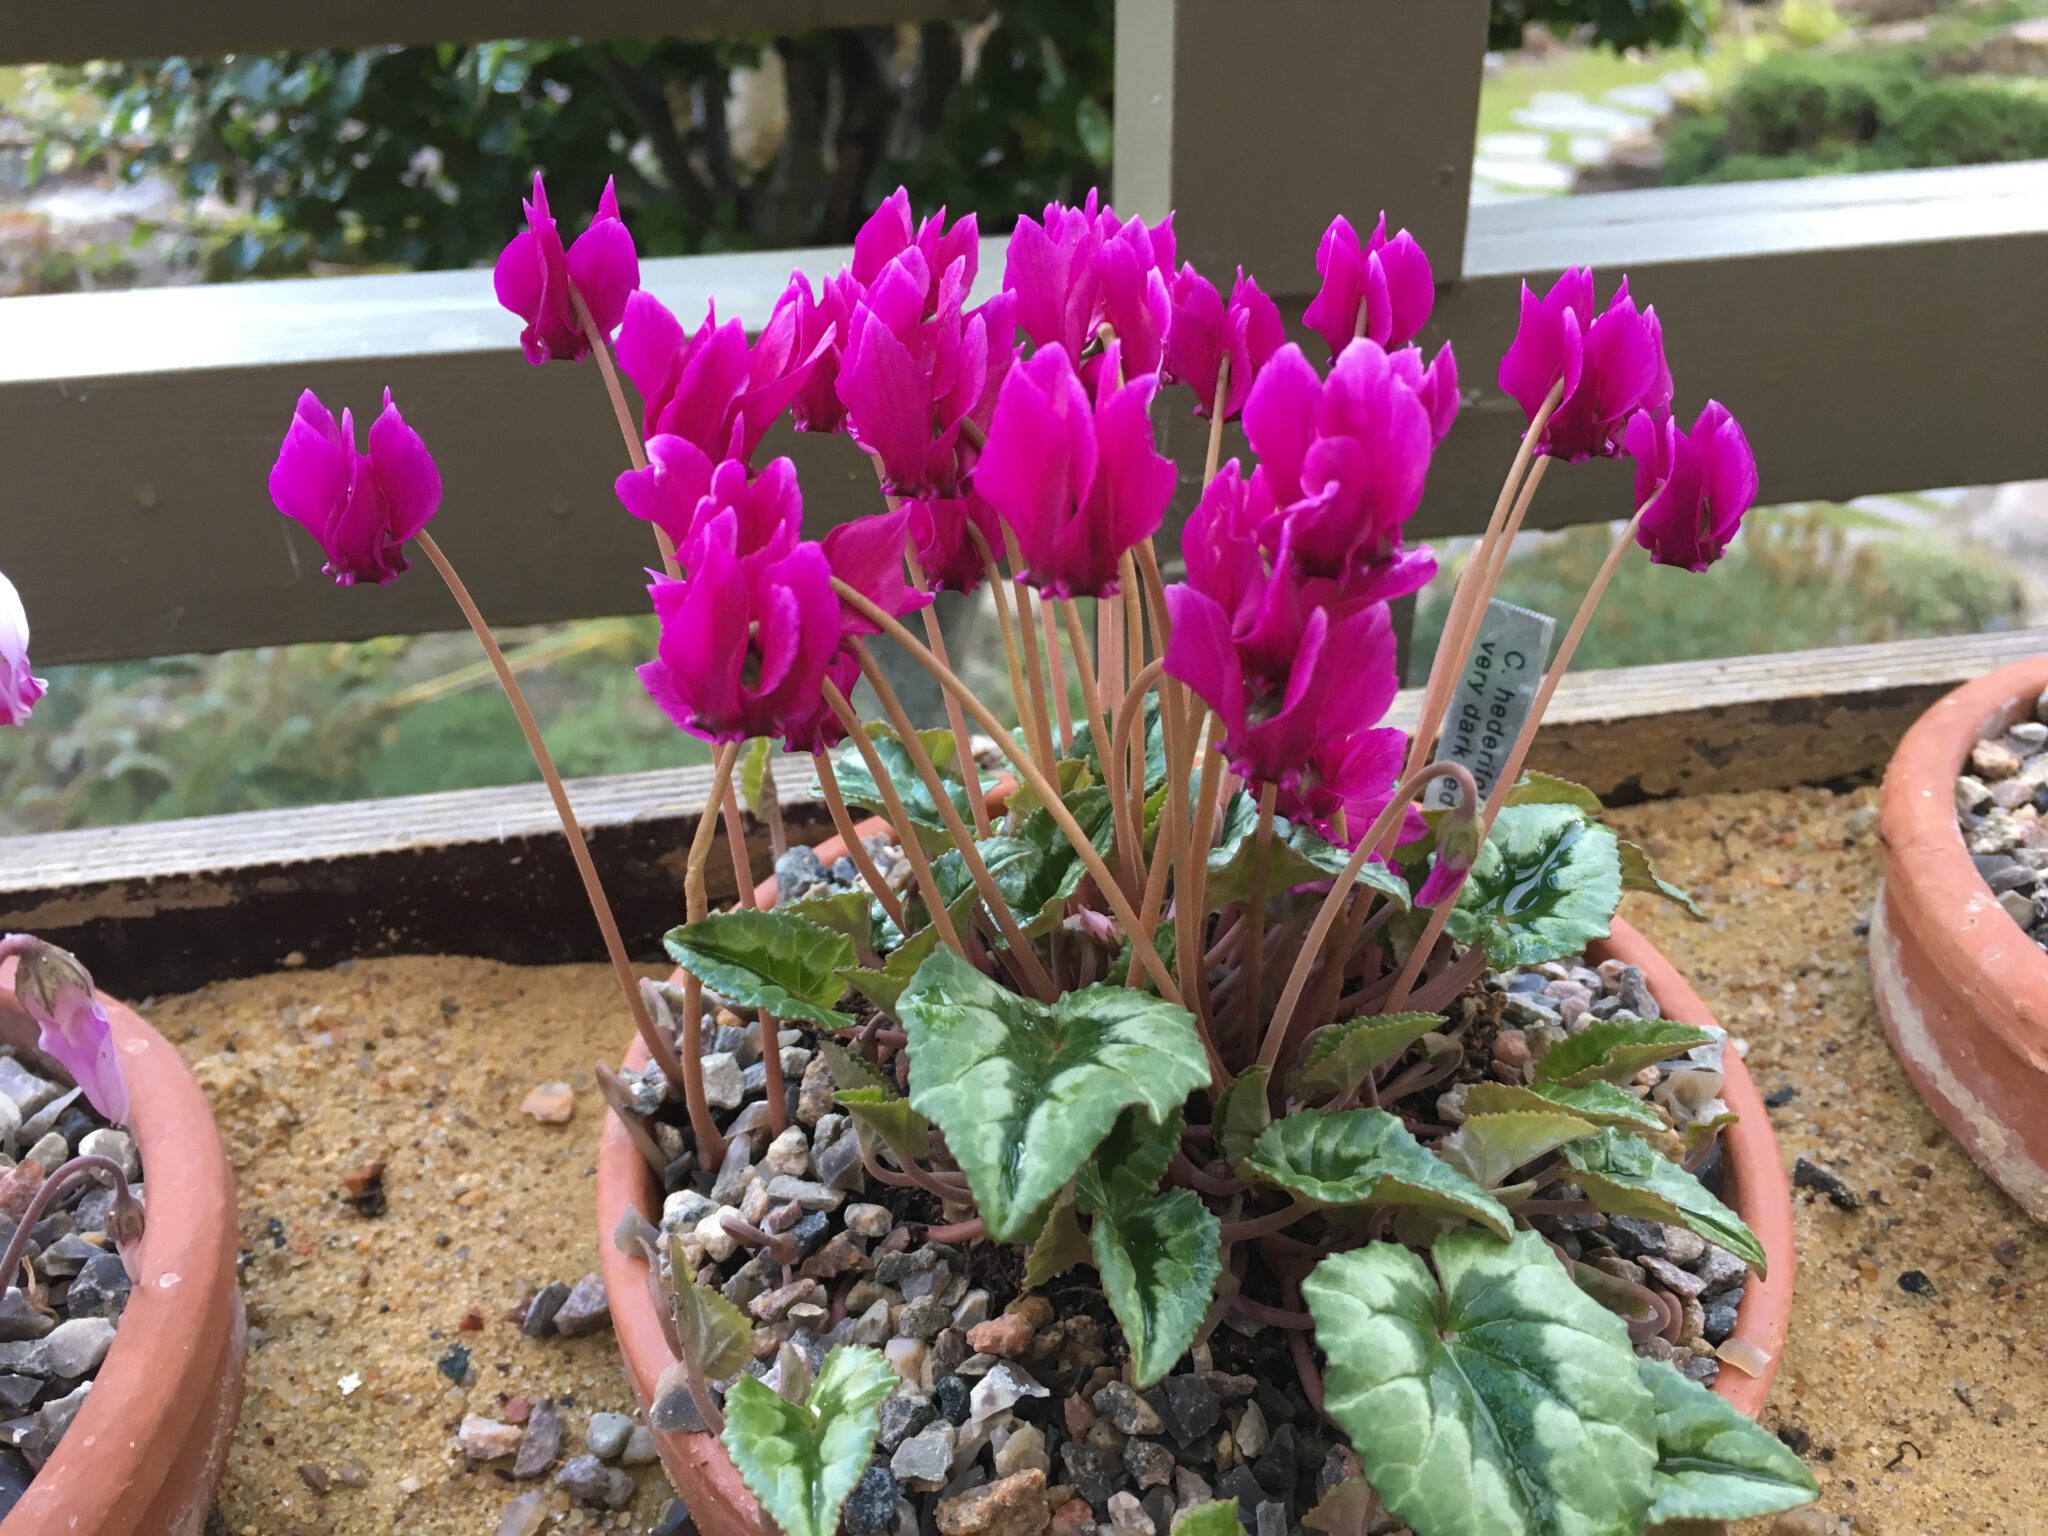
[678,741,743,1165]
[0,1155,142,1290]
[821,682,969,960]
[831,580,1213,1059]
[719,787,758,910]
[1230,1293,1314,1331]
[923,1216,987,1244]
[1202,357,1232,484]
[968,525,1037,783]
[811,751,910,932]
[755,1006,788,1135]
[1258,761,1477,1073]
[1402,378,1566,789]
[1002,528,1060,774]
[572,293,679,581]
[1176,720,1226,1028]
[1385,506,1650,1012]
[1042,593,1075,752]
[1238,781,1279,1065]
[1073,602,1140,899]
[414,531,681,1090]
[854,644,1058,1000]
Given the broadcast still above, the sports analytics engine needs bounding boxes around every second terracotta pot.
[0,962,246,1536]
[1873,653,2048,1223]
[598,824,1797,1533]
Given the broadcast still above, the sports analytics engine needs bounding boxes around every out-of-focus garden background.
[3,0,2044,832]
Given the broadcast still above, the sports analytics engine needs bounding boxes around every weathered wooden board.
[4,629,2039,996]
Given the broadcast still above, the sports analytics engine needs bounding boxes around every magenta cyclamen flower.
[851,186,981,295]
[775,270,860,434]
[974,344,1176,600]
[640,529,842,751]
[616,445,799,572]
[0,570,45,727]
[6,937,128,1127]
[1414,801,1485,908]
[1277,726,1423,852]
[905,495,1003,595]
[1005,192,1175,384]
[1164,264,1285,420]
[837,247,1011,502]
[1243,340,1445,589]
[268,389,443,586]
[1498,269,1672,463]
[493,174,640,366]
[616,292,828,465]
[1301,213,1436,361]
[1628,402,1760,572]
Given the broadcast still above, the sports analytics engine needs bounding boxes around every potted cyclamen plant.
[0,580,245,1534]
[1873,652,2048,1223]
[262,181,1814,1536]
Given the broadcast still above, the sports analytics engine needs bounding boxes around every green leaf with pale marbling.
[1563,1129,1766,1275]
[780,890,873,950]
[1506,771,1605,814]
[899,945,1209,1242]
[1207,791,1410,912]
[1619,839,1704,920]
[815,1037,891,1098]
[1293,1013,1443,1100]
[1212,1066,1272,1169]
[1639,1357,1818,1523]
[663,910,854,1030]
[838,922,945,1021]
[1071,693,1168,791]
[933,786,1117,940]
[1446,803,1622,967]
[1075,1107,1182,1216]
[1533,1018,1716,1088]
[1244,1109,1511,1239]
[1464,1079,1666,1131]
[816,725,976,855]
[1438,1110,1599,1190]
[1089,1185,1221,1389]
[836,1087,933,1163]
[721,1345,896,1536]
[665,1237,753,1382]
[1304,1228,1657,1536]
[737,737,775,823]
[1023,1194,1091,1288]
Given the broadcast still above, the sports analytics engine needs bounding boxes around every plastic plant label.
[1427,599,1555,809]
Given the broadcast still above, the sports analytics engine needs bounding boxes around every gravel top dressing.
[140,784,2042,1536]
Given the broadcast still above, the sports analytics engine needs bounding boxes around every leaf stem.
[1002,528,1060,774]
[1238,782,1279,1066]
[1218,1199,1316,1242]
[1041,593,1075,752]
[679,742,743,1164]
[414,531,680,1089]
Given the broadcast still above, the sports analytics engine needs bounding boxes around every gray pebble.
[844,1464,899,1534]
[1693,1245,1749,1293]
[662,1189,717,1234]
[0,1063,58,1119]
[776,847,829,901]
[22,1135,66,1178]
[521,1280,571,1338]
[0,1291,53,1344]
[878,1389,934,1451]
[512,1400,561,1479]
[1094,1380,1164,1436]
[585,1410,635,1461]
[710,1142,757,1206]
[890,1423,956,1491]
[555,1453,633,1509]
[35,1234,101,1279]
[620,1423,659,1466]
[77,1130,137,1182]
[551,1274,610,1337]
[895,1295,951,1340]
[701,1054,746,1110]
[764,1176,844,1212]
[649,1362,713,1434]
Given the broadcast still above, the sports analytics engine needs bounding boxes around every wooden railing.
[3,0,2044,666]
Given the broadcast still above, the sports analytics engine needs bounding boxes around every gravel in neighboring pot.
[0,1048,142,1518]
[608,840,1755,1536]
[1955,684,2048,950]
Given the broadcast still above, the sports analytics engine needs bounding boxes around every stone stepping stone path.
[1471,67,1714,203]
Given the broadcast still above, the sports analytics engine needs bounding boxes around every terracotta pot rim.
[598,807,1798,1527]
[0,960,246,1536]
[1877,653,2048,1073]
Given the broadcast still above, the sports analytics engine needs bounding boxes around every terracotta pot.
[597,826,1798,1529]
[0,959,246,1536]
[1872,654,2048,1223]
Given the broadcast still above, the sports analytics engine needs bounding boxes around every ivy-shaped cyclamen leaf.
[1619,839,1705,919]
[1638,1356,1819,1523]
[1023,1194,1091,1289]
[815,1036,891,1098]
[1563,1128,1767,1274]
[838,923,945,1021]
[1682,1109,1739,1159]
[1089,1185,1222,1388]
[665,1236,754,1383]
[1532,1017,1717,1087]
[1505,771,1605,814]
[1212,1066,1273,1169]
[664,910,855,1030]
[937,786,1118,940]
[816,726,977,855]
[1304,1229,1657,1536]
[720,1345,896,1536]
[1207,792,1410,911]
[1074,1107,1182,1216]
[737,736,775,823]
[778,890,873,951]
[1437,1110,1599,1191]
[1463,1079,1666,1131]
[1244,1109,1511,1239]
[899,946,1210,1241]
[1293,1013,1443,1100]
[836,1087,934,1163]
[1444,802,1622,967]
[1071,693,1168,791]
